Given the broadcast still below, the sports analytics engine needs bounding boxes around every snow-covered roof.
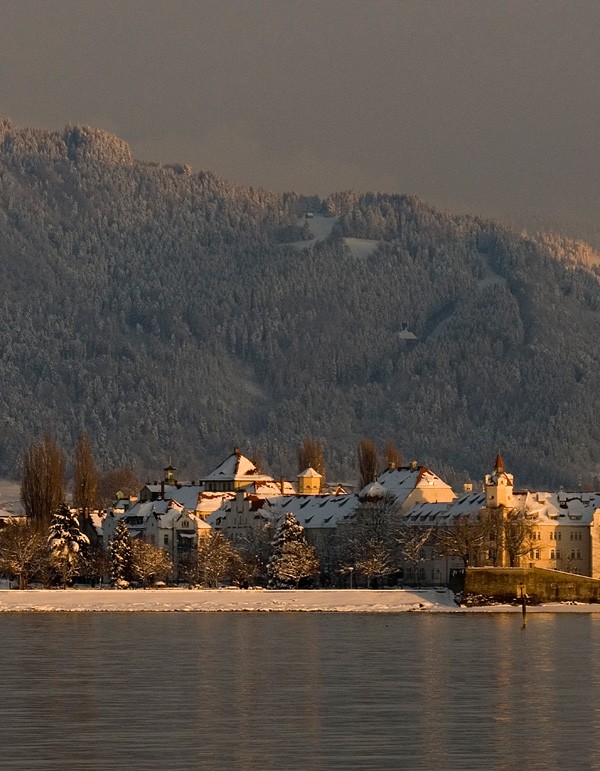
[402,501,456,524]
[245,480,296,496]
[398,492,486,526]
[360,482,386,500]
[202,450,274,484]
[444,492,487,518]
[372,465,456,505]
[262,494,360,529]
[196,491,236,516]
[298,467,322,479]
[522,491,600,526]
[109,498,211,536]
[142,484,204,511]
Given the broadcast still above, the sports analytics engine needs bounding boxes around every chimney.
[410,460,418,470]
[388,461,396,470]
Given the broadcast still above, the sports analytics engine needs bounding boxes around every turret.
[164,464,177,485]
[297,467,322,495]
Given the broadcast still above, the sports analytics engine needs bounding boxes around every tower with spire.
[484,453,514,509]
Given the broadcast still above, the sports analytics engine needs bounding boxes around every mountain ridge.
[0,120,598,489]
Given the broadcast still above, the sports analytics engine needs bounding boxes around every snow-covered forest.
[0,119,599,488]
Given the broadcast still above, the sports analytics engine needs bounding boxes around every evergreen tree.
[267,513,319,589]
[109,520,133,587]
[48,502,90,587]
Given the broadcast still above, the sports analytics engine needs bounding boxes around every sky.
[1,0,599,225]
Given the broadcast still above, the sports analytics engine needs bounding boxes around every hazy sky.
[1,0,599,223]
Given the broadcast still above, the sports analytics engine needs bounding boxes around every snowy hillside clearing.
[344,237,379,259]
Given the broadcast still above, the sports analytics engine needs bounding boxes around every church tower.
[484,454,514,509]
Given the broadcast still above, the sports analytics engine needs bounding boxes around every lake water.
[1,612,599,770]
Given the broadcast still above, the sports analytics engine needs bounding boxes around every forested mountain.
[0,119,599,489]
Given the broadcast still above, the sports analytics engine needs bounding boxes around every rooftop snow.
[202,451,273,483]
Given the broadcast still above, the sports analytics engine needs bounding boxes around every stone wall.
[464,566,600,604]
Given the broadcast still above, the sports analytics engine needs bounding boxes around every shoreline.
[0,587,599,613]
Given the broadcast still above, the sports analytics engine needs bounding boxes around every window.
[183,520,189,527]
[557,550,561,558]
[571,550,576,559]
[550,549,555,559]
[534,549,540,560]
[558,532,562,540]
[577,550,581,559]
[570,532,574,540]
[164,535,169,546]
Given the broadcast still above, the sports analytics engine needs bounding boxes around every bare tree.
[238,518,276,584]
[97,466,140,509]
[83,546,111,587]
[20,435,66,527]
[131,540,173,587]
[358,438,379,488]
[339,493,399,586]
[385,440,403,469]
[477,506,536,567]
[396,525,432,587]
[189,531,238,587]
[478,507,505,566]
[0,521,48,589]
[503,507,536,567]
[298,437,325,479]
[436,514,489,568]
[73,433,98,516]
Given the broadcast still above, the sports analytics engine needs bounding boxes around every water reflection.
[0,613,600,769]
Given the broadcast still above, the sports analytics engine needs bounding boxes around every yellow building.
[201,448,278,492]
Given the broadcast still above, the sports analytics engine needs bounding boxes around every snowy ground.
[0,478,22,515]
[0,588,455,612]
[0,588,599,612]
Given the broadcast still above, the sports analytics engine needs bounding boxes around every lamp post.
[349,567,354,589]
[519,582,527,628]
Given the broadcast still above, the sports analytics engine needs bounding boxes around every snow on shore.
[0,588,598,613]
[0,588,458,613]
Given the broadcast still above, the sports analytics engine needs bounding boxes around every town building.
[103,447,600,588]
